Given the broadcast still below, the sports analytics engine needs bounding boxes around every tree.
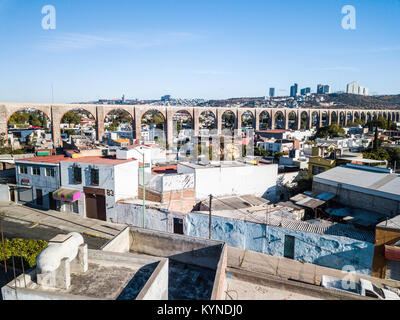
[367,116,388,130]
[61,111,82,125]
[314,124,345,139]
[284,169,314,197]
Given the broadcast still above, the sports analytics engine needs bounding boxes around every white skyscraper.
[347,81,359,94]
[346,81,369,96]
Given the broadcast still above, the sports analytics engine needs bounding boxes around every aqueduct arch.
[0,103,397,148]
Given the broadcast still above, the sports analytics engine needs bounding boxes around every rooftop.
[314,165,400,201]
[195,195,374,243]
[15,155,69,164]
[63,156,137,166]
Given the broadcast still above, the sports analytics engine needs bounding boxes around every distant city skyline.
[0,0,399,103]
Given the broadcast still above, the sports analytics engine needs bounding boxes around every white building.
[177,161,278,200]
[58,156,139,222]
[14,155,67,210]
[347,81,369,96]
[347,81,359,94]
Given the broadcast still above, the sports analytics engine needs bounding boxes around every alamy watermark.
[341,5,356,30]
[42,5,56,30]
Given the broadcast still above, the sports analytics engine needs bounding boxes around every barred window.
[90,168,99,186]
[73,166,82,184]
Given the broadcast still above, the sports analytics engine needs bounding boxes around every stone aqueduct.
[1,102,399,148]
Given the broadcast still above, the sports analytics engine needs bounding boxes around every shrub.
[0,238,48,269]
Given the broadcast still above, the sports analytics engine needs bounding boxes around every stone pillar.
[217,109,222,135]
[236,110,242,134]
[166,109,174,150]
[255,109,260,131]
[327,111,331,126]
[134,107,142,140]
[0,105,8,146]
[295,110,301,130]
[96,105,105,142]
[270,111,275,130]
[318,111,323,128]
[193,108,201,136]
[284,110,289,130]
[51,106,62,148]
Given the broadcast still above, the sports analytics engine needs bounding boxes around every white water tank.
[36,232,84,273]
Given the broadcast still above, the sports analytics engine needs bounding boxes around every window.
[90,168,99,186]
[32,167,41,176]
[19,166,28,174]
[46,168,55,177]
[73,166,82,184]
[364,290,379,299]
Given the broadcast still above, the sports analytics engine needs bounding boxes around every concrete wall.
[0,184,9,201]
[227,246,400,295]
[136,258,169,300]
[178,163,278,200]
[101,226,131,253]
[129,227,224,270]
[114,160,139,201]
[115,202,172,232]
[185,212,375,275]
[313,180,400,216]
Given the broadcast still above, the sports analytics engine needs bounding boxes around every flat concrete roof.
[62,156,137,166]
[314,165,400,201]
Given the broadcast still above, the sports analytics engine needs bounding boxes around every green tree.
[284,170,314,197]
[314,124,346,139]
[61,111,82,125]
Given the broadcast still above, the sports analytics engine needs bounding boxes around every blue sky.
[0,0,399,102]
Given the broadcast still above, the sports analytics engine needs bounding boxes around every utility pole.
[1,217,7,272]
[209,194,213,240]
[142,152,146,229]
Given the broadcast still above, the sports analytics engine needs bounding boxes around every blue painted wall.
[185,212,375,275]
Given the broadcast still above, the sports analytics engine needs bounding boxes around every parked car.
[321,275,400,300]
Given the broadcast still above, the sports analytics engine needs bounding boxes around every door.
[85,193,106,221]
[284,235,295,259]
[9,187,15,202]
[49,193,57,210]
[36,189,43,206]
[173,218,184,235]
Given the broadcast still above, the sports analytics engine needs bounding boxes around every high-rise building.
[317,84,330,94]
[290,83,298,97]
[347,81,369,96]
[347,81,359,94]
[300,87,311,95]
[269,88,275,97]
[161,95,171,102]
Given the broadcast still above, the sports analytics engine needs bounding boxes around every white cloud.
[36,31,198,52]
[318,66,360,72]
[193,70,230,75]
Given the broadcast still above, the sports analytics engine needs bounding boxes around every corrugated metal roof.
[314,166,400,200]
